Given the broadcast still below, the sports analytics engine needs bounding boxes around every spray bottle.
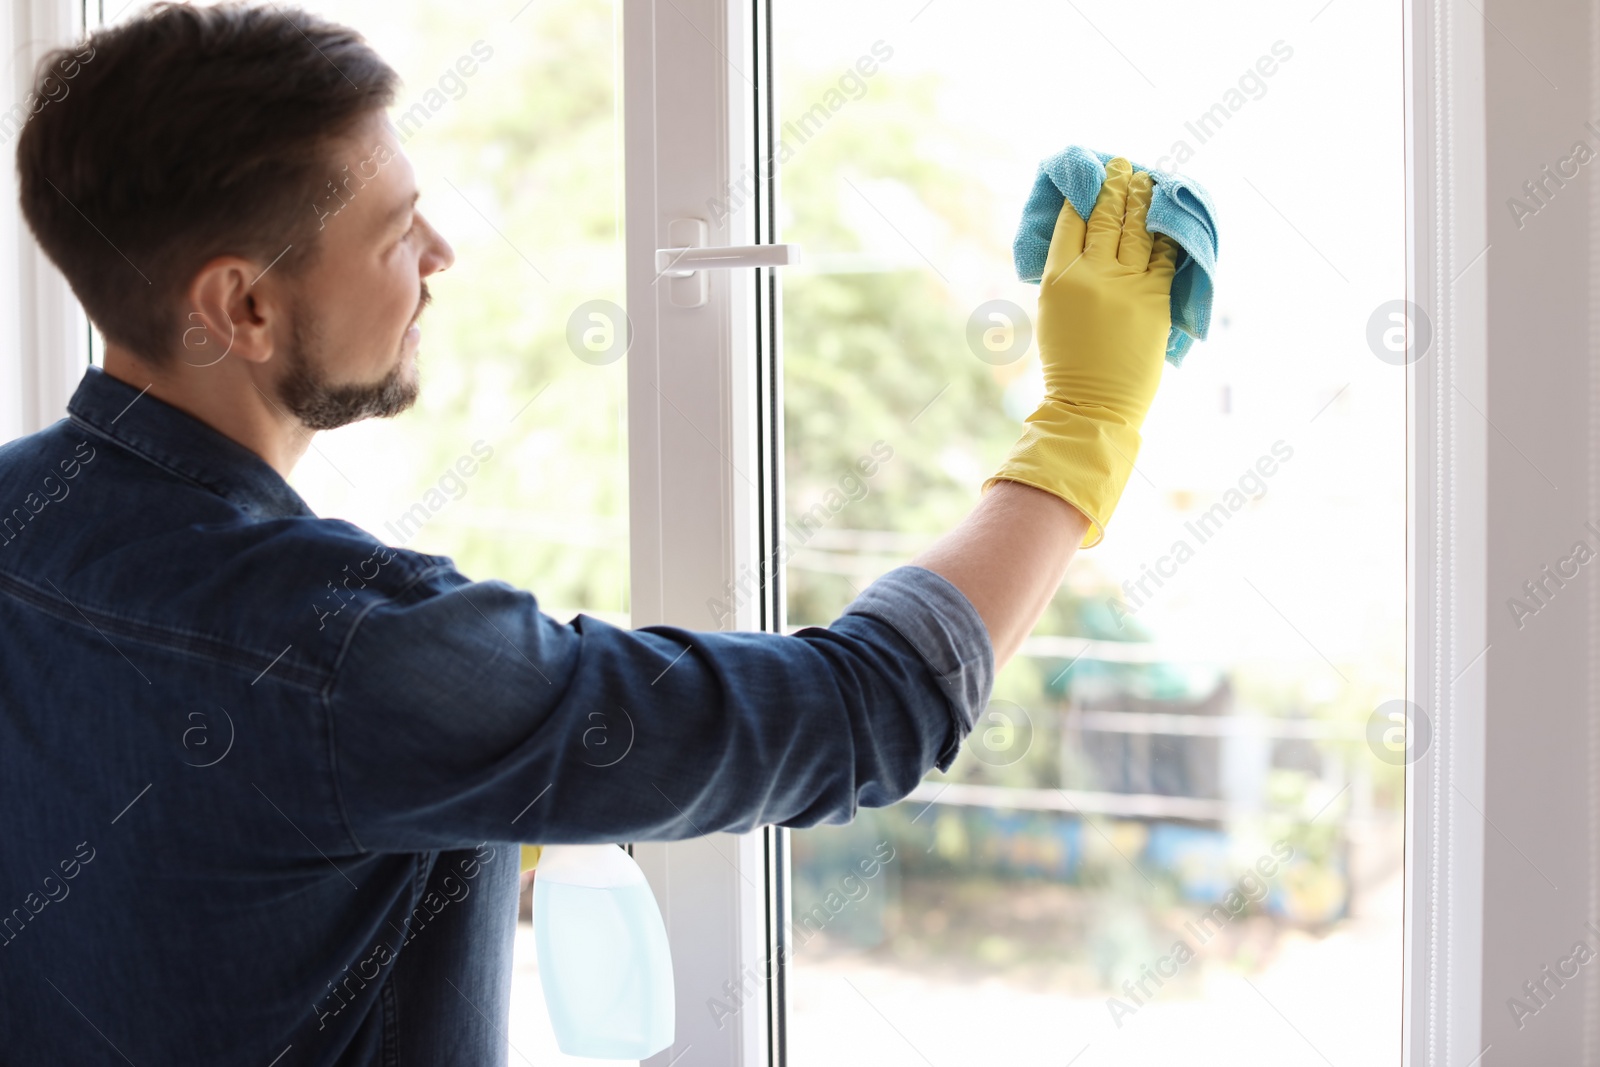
[533,843,675,1059]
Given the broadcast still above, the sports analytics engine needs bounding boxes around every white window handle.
[654,218,801,307]
[654,242,801,276]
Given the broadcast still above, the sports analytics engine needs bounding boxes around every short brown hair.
[15,2,399,364]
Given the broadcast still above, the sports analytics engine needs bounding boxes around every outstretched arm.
[317,162,1176,850]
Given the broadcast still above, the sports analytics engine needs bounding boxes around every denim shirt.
[0,366,994,1065]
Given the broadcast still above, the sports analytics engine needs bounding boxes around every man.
[0,3,1175,1063]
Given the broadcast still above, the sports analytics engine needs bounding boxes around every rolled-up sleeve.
[325,563,994,852]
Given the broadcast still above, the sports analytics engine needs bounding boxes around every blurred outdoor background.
[271,0,1406,1064]
[775,3,1405,1065]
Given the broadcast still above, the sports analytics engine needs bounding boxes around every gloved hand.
[983,157,1177,547]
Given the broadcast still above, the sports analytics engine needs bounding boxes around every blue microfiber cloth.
[1014,146,1219,367]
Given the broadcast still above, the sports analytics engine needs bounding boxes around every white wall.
[1477,0,1600,1060]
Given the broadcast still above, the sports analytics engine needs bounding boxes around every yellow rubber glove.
[983,157,1178,547]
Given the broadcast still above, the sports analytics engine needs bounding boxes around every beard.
[276,286,428,431]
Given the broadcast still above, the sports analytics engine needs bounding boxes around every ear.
[181,255,284,370]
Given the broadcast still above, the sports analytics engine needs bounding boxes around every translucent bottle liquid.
[533,844,675,1059]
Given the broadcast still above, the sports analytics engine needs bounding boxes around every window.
[771,2,1405,1063]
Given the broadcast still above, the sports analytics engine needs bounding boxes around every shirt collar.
[66,365,315,521]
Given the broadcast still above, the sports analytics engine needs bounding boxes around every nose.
[415,211,455,276]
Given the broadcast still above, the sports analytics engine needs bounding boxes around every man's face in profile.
[274,111,453,430]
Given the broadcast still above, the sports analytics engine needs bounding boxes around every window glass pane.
[776,2,1404,1063]
[279,3,628,1062]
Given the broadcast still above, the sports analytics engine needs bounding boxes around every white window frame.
[0,0,90,446]
[9,0,1580,1061]
[1404,0,1486,1062]
[623,0,776,1063]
